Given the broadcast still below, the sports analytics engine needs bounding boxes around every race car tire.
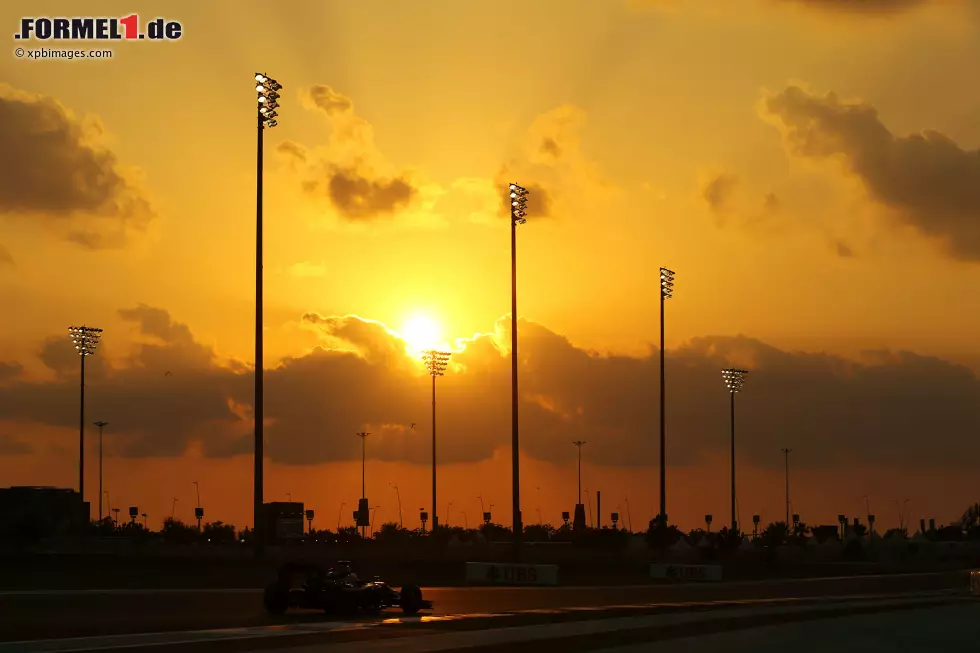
[400,584,423,614]
[263,584,289,615]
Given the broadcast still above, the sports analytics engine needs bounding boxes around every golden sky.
[1,0,979,532]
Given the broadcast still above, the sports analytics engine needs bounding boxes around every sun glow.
[400,314,446,356]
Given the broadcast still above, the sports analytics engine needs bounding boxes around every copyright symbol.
[14,48,24,58]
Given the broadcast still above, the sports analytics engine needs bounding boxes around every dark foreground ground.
[0,549,972,589]
[0,569,968,642]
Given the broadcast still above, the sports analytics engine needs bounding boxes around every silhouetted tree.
[759,521,790,547]
[883,528,906,540]
[524,524,555,542]
[161,517,198,545]
[202,521,236,544]
[646,515,682,549]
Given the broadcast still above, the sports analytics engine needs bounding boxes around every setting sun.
[400,315,446,355]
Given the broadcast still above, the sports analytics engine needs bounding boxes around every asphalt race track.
[0,570,967,642]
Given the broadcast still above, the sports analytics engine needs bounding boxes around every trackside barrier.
[650,563,722,582]
[971,571,979,597]
[464,562,559,586]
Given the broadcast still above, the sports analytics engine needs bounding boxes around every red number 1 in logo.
[120,14,138,39]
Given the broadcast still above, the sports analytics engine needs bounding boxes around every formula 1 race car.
[263,561,432,616]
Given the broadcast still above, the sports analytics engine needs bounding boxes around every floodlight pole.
[254,105,265,555]
[722,369,748,533]
[730,390,737,532]
[70,326,102,513]
[508,183,529,559]
[423,351,451,531]
[79,352,85,503]
[659,267,673,524]
[432,373,437,530]
[253,71,281,556]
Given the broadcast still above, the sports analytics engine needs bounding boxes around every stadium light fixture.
[252,71,282,555]
[69,325,103,509]
[422,350,452,530]
[658,267,674,527]
[722,368,749,532]
[508,182,530,556]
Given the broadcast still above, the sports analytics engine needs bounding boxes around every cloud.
[835,240,855,257]
[0,84,154,248]
[701,173,739,214]
[281,85,420,221]
[0,435,32,456]
[306,166,417,220]
[777,0,932,15]
[0,243,12,267]
[761,85,980,260]
[1,307,978,472]
[0,362,23,384]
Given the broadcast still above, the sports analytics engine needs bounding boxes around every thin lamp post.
[390,483,403,528]
[356,432,370,538]
[69,325,102,509]
[722,368,748,533]
[781,448,792,525]
[253,71,282,555]
[509,182,529,556]
[422,350,451,530]
[659,267,674,523]
[572,441,586,505]
[94,421,108,520]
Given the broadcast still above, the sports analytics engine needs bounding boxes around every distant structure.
[263,501,305,545]
[0,487,89,540]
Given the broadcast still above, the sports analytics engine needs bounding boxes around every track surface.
[0,571,966,642]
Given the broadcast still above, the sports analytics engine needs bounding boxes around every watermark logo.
[14,15,182,41]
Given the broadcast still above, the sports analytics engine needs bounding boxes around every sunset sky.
[2,0,979,533]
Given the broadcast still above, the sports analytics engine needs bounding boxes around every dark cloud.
[1,307,978,472]
[835,240,854,257]
[701,173,739,213]
[0,435,32,456]
[0,362,23,384]
[0,84,154,248]
[0,244,12,267]
[306,85,354,116]
[540,137,562,160]
[303,166,417,220]
[762,85,980,261]
[276,141,308,164]
[778,0,930,14]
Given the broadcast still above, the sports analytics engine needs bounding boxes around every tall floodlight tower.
[253,71,281,554]
[69,325,103,509]
[722,368,748,533]
[658,267,674,523]
[422,350,451,530]
[508,182,529,557]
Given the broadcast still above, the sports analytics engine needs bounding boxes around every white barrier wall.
[650,563,722,582]
[464,562,559,586]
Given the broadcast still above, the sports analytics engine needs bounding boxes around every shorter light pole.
[94,421,108,521]
[572,440,587,531]
[356,432,371,538]
[781,448,792,525]
[390,483,403,528]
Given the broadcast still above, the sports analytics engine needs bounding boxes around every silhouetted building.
[0,486,89,540]
[263,501,305,544]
